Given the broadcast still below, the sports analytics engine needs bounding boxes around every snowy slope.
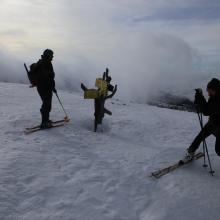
[0,82,220,220]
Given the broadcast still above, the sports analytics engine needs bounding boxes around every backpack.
[24,63,39,86]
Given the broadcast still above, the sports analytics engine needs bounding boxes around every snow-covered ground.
[0,82,220,220]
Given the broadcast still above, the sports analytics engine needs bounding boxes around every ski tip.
[150,173,158,179]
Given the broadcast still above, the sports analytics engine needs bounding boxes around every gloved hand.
[53,88,57,94]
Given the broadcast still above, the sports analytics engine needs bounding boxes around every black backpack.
[24,63,39,86]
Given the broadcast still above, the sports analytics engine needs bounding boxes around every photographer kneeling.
[184,78,220,161]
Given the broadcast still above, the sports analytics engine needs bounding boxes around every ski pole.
[54,92,70,121]
[199,112,215,175]
[196,107,214,175]
[196,110,207,167]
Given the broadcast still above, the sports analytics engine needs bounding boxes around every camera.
[195,88,203,94]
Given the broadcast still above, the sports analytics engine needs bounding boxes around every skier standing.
[34,49,57,129]
[185,78,220,160]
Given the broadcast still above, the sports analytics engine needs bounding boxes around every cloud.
[0,29,27,37]
[132,5,220,23]
[0,49,26,84]
[92,32,199,100]
[0,0,219,102]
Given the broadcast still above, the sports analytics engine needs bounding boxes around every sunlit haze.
[0,0,219,100]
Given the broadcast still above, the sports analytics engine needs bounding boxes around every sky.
[0,0,219,100]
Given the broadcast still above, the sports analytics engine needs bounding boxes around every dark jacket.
[197,95,220,125]
[36,59,55,90]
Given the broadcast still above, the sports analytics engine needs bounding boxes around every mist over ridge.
[0,32,214,103]
[0,0,219,102]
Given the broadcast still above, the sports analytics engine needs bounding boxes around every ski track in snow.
[0,83,220,220]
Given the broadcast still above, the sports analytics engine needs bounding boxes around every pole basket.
[64,116,70,122]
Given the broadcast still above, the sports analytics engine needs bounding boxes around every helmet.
[207,78,220,92]
[42,49,54,59]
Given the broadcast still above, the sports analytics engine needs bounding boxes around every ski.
[25,118,70,130]
[151,152,204,179]
[25,122,66,134]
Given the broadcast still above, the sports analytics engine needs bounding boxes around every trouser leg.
[215,136,220,156]
[212,128,220,156]
[37,88,53,123]
[188,123,213,153]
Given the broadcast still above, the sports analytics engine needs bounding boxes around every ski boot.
[181,149,195,164]
[40,120,52,129]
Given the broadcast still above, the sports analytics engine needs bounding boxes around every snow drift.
[0,82,220,220]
